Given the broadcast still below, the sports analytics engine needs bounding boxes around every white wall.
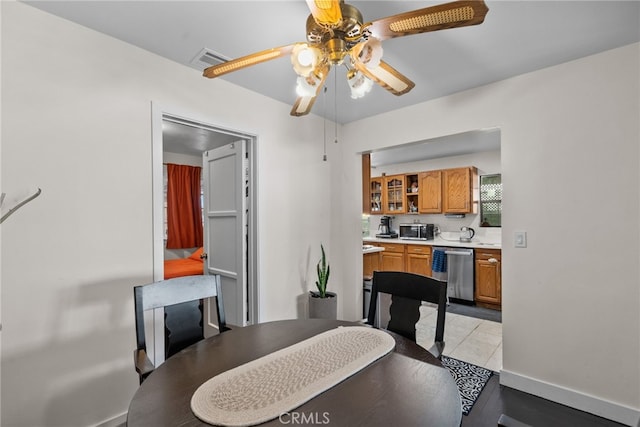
[0,2,3,419]
[336,44,640,424]
[1,3,332,426]
[2,2,638,426]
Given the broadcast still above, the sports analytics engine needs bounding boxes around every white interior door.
[202,141,247,330]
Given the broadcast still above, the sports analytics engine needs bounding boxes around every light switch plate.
[514,231,527,248]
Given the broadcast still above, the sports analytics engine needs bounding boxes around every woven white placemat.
[191,326,395,426]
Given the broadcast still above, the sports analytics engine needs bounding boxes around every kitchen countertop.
[363,245,385,254]
[363,236,501,250]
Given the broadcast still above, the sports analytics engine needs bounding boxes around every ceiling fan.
[203,0,489,117]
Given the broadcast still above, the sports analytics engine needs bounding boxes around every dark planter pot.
[308,291,337,319]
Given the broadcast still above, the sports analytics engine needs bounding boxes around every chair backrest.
[134,275,227,359]
[367,271,447,346]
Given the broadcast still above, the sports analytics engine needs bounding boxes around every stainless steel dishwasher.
[432,247,475,303]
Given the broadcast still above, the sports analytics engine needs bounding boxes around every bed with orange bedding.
[164,247,204,279]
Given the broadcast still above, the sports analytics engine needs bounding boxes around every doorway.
[151,104,259,362]
[362,128,503,372]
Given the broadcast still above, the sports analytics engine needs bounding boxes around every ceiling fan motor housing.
[306,2,364,65]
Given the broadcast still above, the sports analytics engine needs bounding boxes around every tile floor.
[416,303,503,372]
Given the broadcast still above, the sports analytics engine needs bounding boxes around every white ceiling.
[21,1,640,162]
[370,127,500,167]
[162,118,240,156]
[23,0,640,126]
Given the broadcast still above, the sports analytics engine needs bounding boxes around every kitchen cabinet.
[377,242,405,271]
[369,177,384,213]
[362,154,371,214]
[363,250,382,280]
[442,167,478,214]
[384,175,406,214]
[475,249,501,309]
[419,170,442,213]
[405,245,432,276]
[405,173,419,214]
[369,166,478,215]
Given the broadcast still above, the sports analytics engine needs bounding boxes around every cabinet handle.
[488,258,498,263]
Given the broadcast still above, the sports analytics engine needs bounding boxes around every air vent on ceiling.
[190,48,231,70]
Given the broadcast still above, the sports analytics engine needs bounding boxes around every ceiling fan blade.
[291,96,320,117]
[305,0,342,26]
[290,67,330,116]
[353,60,415,96]
[364,0,489,41]
[203,44,296,78]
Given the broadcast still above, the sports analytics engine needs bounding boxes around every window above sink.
[479,174,502,227]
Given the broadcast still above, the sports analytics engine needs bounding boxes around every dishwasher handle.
[444,249,474,256]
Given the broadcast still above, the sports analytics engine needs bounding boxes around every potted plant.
[308,244,337,319]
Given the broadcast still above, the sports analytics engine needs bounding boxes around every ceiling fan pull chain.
[334,67,338,145]
[323,86,328,161]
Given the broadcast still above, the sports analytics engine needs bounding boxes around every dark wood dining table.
[127,319,462,427]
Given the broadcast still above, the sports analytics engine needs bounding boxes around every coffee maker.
[376,216,398,238]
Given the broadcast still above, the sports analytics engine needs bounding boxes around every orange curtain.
[166,164,203,249]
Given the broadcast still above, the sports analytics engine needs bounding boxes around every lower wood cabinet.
[364,242,433,275]
[364,242,502,311]
[405,244,432,276]
[475,249,501,309]
[377,242,406,271]
[363,250,381,280]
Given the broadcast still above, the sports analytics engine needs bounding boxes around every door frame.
[150,102,259,361]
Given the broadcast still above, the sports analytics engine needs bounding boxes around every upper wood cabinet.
[442,167,478,214]
[419,171,442,214]
[384,174,406,214]
[368,166,478,215]
[369,177,384,214]
[362,154,372,214]
[405,174,419,214]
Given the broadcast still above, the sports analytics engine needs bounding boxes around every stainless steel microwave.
[399,223,435,240]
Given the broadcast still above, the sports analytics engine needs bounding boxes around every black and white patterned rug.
[441,356,494,415]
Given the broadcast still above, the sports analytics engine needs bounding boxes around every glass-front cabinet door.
[370,177,383,214]
[384,174,406,213]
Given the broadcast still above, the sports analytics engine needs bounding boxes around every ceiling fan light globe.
[292,44,321,77]
[299,50,314,67]
[348,71,373,99]
[359,38,383,68]
[295,76,318,97]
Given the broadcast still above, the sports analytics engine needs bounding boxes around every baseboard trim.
[92,412,127,427]
[500,370,640,427]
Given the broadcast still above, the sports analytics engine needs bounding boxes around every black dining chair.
[366,271,448,359]
[133,274,230,384]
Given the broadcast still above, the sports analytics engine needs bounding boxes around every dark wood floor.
[462,373,625,427]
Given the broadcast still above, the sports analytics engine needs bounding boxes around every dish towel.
[432,249,447,273]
